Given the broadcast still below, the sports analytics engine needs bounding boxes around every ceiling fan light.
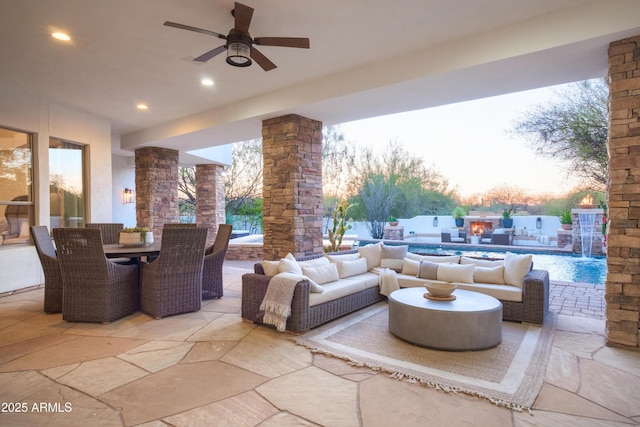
[226,41,252,67]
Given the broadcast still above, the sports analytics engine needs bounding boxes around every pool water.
[396,244,606,285]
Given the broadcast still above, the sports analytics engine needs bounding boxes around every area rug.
[292,303,556,411]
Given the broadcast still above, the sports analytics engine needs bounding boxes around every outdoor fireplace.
[470,221,493,235]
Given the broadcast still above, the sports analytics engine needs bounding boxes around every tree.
[225,138,263,214]
[484,184,533,213]
[512,78,608,189]
[360,174,398,239]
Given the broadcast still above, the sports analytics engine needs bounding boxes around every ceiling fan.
[164,1,310,71]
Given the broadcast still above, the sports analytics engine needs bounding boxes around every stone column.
[196,163,226,246]
[262,114,323,260]
[134,147,179,240]
[606,35,640,349]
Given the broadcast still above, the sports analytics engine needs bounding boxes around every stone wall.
[606,35,640,348]
[261,114,323,260]
[135,147,179,239]
[196,163,225,246]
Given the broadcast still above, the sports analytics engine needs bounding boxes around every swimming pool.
[360,241,607,285]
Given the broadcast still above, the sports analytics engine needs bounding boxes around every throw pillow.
[504,252,533,288]
[436,263,474,284]
[358,242,382,270]
[262,260,280,276]
[279,253,302,275]
[380,258,404,272]
[449,228,459,238]
[401,258,420,276]
[417,260,439,280]
[334,257,369,278]
[473,266,506,285]
[301,263,340,285]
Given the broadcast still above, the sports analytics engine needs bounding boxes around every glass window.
[0,127,32,246]
[49,139,85,228]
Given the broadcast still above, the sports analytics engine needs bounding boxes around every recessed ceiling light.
[136,104,149,110]
[51,32,71,41]
[201,78,214,87]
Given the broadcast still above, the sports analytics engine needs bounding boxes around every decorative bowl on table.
[425,283,456,298]
[118,227,154,247]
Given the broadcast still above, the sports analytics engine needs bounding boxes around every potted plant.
[502,207,515,228]
[118,226,153,246]
[387,215,399,226]
[558,209,573,230]
[452,207,465,227]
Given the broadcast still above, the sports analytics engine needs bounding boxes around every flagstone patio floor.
[0,260,638,426]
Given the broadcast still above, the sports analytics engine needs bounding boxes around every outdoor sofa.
[241,243,549,333]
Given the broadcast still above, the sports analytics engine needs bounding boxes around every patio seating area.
[1,260,638,426]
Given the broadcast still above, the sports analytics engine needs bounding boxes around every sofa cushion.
[298,256,331,269]
[473,266,506,285]
[335,257,368,279]
[308,278,366,306]
[455,282,523,302]
[436,263,474,284]
[325,252,361,263]
[459,256,504,268]
[417,260,439,280]
[406,253,461,264]
[504,252,533,288]
[301,263,339,285]
[397,273,448,288]
[358,242,382,270]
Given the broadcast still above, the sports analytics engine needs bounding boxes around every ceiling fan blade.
[164,21,226,40]
[250,48,277,71]
[233,2,254,34]
[254,37,310,49]
[194,45,227,62]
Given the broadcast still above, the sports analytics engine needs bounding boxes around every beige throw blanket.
[260,272,304,332]
[373,267,400,296]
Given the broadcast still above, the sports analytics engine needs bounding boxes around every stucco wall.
[0,83,112,293]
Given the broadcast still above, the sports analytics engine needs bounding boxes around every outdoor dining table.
[103,242,161,260]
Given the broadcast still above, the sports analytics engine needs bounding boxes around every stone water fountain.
[571,195,605,256]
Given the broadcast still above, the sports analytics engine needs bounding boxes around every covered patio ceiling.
[2,0,640,163]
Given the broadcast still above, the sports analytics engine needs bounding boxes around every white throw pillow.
[262,260,280,276]
[334,257,369,278]
[473,266,506,285]
[279,253,302,275]
[503,252,533,288]
[301,263,340,285]
[358,242,382,270]
[401,258,420,276]
[449,228,459,238]
[436,263,474,284]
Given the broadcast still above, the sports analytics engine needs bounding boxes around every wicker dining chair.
[30,226,63,314]
[140,226,208,319]
[202,224,233,300]
[52,228,139,323]
[86,223,124,244]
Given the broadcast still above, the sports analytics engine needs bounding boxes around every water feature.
[578,212,597,258]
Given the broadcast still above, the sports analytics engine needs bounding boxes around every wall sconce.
[536,217,542,229]
[123,188,135,204]
[433,216,438,227]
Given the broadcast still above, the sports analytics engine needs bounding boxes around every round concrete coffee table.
[388,288,502,351]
